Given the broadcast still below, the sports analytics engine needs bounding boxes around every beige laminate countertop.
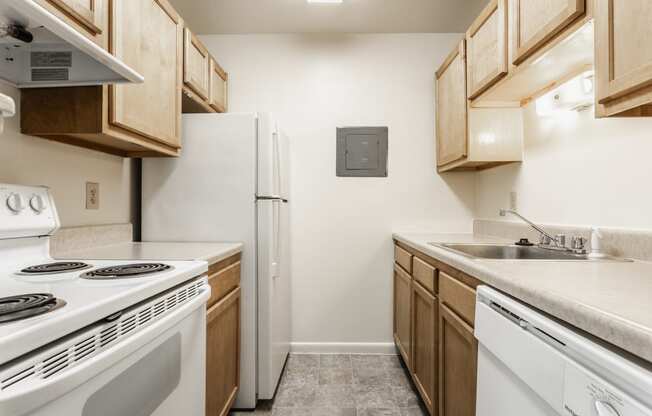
[55,242,243,266]
[393,232,652,364]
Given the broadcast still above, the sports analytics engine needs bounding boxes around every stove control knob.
[6,193,26,213]
[29,194,47,213]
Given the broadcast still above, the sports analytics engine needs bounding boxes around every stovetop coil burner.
[19,262,92,275]
[0,294,66,323]
[80,263,173,280]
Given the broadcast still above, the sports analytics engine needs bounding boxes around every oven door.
[1,285,209,416]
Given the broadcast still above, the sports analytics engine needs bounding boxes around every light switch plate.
[86,182,99,210]
[336,127,388,177]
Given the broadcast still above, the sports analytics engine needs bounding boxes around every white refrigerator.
[142,113,291,409]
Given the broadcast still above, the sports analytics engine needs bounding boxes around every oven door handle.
[0,288,210,416]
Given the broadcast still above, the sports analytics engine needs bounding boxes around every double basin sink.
[430,243,630,262]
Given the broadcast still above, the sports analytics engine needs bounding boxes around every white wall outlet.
[509,191,518,211]
[86,182,99,210]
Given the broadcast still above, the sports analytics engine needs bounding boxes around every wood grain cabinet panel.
[39,0,104,40]
[439,272,476,327]
[394,245,413,274]
[207,261,241,309]
[110,0,183,148]
[393,263,412,370]
[595,0,652,116]
[465,0,508,99]
[435,40,468,167]
[206,287,240,416]
[209,58,229,113]
[438,303,478,416]
[21,0,184,156]
[411,281,438,415]
[183,28,210,100]
[413,257,437,294]
[511,0,585,65]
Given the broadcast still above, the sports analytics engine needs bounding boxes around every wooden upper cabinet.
[435,40,468,167]
[36,0,105,46]
[511,0,585,65]
[184,28,211,101]
[465,0,508,99]
[595,0,652,116]
[110,0,183,148]
[209,58,229,113]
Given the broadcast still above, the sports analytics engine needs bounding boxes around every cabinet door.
[466,0,508,99]
[206,287,241,416]
[435,40,468,167]
[439,303,477,416]
[44,0,103,36]
[595,0,652,104]
[412,281,438,415]
[209,58,228,113]
[184,28,210,100]
[393,264,412,369]
[511,0,585,65]
[110,0,183,148]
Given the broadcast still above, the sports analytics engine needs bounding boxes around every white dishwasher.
[475,286,652,416]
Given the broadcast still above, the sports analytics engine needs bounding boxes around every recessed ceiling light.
[307,0,343,3]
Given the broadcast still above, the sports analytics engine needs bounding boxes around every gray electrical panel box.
[336,127,388,177]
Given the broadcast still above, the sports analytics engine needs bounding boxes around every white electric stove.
[0,184,211,416]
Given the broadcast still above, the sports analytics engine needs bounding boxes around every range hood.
[0,0,143,87]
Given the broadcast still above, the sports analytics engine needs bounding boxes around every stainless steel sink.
[430,243,631,262]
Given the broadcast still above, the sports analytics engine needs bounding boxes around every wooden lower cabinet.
[438,303,478,416]
[206,286,241,416]
[411,281,438,414]
[393,264,412,369]
[393,243,479,416]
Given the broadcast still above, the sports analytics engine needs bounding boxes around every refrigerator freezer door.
[258,114,290,199]
[142,113,259,409]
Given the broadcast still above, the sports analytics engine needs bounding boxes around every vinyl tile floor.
[230,354,428,416]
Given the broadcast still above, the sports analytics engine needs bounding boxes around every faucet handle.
[571,236,587,253]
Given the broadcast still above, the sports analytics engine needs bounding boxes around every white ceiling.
[168,0,487,34]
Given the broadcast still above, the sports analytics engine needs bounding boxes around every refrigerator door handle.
[256,195,289,203]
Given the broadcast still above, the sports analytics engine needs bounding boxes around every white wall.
[476,103,652,230]
[0,84,133,227]
[201,34,476,350]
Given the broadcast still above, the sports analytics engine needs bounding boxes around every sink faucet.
[499,209,586,253]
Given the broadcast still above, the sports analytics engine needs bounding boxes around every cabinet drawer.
[394,245,413,274]
[413,257,437,294]
[207,261,241,308]
[439,272,476,327]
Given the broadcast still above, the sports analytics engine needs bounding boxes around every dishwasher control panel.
[563,362,650,416]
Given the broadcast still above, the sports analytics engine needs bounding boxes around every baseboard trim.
[290,342,398,355]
